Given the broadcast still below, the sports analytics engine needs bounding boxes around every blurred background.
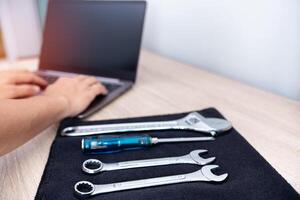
[0,0,299,100]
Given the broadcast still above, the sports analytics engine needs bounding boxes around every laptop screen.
[39,0,146,82]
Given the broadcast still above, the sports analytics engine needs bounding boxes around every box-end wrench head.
[74,181,95,199]
[82,159,103,174]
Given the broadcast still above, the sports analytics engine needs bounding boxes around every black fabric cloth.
[35,108,299,200]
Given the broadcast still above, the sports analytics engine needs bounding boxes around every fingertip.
[90,84,107,96]
[102,88,108,95]
[98,84,108,95]
[34,75,48,87]
[38,80,48,88]
[33,86,41,93]
[24,85,41,96]
[99,83,108,95]
[41,80,49,87]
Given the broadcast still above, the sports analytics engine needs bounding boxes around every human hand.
[0,70,48,99]
[43,75,108,117]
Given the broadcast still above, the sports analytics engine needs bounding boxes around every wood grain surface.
[0,50,299,199]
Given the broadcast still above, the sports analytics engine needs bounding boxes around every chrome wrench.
[82,149,215,174]
[74,165,228,198]
[61,112,232,137]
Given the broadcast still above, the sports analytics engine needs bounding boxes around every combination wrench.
[82,149,215,174]
[74,165,228,198]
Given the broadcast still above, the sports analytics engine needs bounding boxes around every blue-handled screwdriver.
[82,135,215,154]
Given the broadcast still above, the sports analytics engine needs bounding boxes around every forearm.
[0,96,68,156]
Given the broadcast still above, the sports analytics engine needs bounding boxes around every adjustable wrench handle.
[62,120,178,136]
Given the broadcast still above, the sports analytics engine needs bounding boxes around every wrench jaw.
[204,118,232,136]
[177,112,232,136]
[74,181,95,199]
[177,112,218,136]
[201,165,228,182]
[189,150,216,165]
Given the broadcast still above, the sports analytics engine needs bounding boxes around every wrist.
[44,95,71,120]
[55,96,71,119]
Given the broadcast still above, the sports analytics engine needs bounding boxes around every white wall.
[1,0,299,100]
[0,0,41,60]
[143,0,300,100]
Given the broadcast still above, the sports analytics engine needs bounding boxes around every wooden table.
[0,50,299,199]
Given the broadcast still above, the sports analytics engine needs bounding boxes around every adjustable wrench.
[61,112,232,137]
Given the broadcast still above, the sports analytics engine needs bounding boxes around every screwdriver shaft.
[152,137,215,144]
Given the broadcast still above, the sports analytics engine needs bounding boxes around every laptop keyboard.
[39,74,120,93]
[103,82,120,92]
[41,75,58,84]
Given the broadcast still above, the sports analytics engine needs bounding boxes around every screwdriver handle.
[82,135,153,154]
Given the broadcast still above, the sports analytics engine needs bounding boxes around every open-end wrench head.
[74,181,95,199]
[201,165,228,182]
[178,112,232,136]
[189,150,216,165]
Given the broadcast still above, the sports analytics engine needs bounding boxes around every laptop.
[37,0,146,118]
